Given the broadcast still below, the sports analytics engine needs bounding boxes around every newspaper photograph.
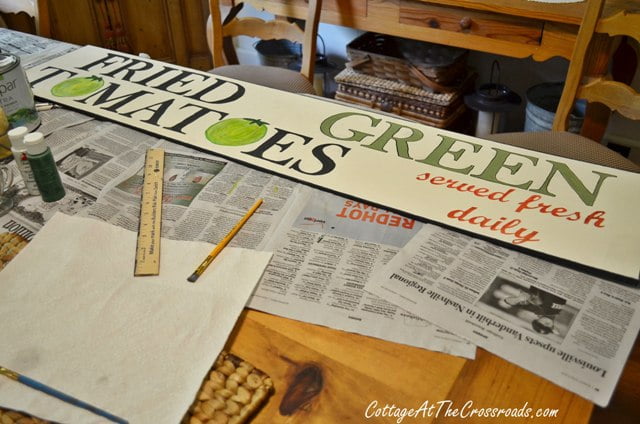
[251,190,476,358]
[368,224,640,406]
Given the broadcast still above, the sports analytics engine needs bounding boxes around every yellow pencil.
[187,198,263,282]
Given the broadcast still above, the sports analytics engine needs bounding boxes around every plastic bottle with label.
[23,132,65,202]
[8,126,40,195]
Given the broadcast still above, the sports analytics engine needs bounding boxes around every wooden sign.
[27,46,640,281]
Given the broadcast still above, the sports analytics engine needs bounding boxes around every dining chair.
[35,0,51,37]
[485,0,640,173]
[206,0,322,94]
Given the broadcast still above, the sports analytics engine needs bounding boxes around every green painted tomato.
[51,76,105,97]
[205,118,269,146]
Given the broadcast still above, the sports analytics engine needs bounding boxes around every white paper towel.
[0,213,272,423]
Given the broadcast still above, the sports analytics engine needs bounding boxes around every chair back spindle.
[553,0,640,131]
[207,0,322,84]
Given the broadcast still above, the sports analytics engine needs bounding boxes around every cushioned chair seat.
[484,131,640,173]
[208,65,317,94]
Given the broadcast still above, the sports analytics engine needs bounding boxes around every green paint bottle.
[24,132,65,202]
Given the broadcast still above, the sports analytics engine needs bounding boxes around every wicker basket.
[0,351,273,424]
[346,32,468,92]
[335,68,473,128]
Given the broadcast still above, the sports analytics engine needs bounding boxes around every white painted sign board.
[27,46,640,281]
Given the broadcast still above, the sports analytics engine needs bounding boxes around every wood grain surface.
[224,309,639,423]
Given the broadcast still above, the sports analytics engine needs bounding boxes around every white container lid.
[23,132,48,156]
[0,53,17,68]
[8,126,29,150]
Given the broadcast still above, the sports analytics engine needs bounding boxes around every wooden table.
[1,26,637,424]
[225,309,639,423]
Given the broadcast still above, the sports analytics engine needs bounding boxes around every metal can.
[0,53,40,132]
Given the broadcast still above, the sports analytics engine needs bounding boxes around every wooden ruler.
[134,148,164,276]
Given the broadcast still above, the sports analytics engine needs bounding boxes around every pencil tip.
[187,274,199,283]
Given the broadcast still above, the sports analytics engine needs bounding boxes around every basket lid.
[397,38,467,68]
[348,33,467,68]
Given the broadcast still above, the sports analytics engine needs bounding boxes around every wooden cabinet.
[398,1,543,45]
[40,0,212,70]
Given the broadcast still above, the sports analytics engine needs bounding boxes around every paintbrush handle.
[7,372,128,424]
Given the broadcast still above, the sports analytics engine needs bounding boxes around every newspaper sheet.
[76,120,474,357]
[81,129,304,251]
[368,224,640,406]
[0,28,76,69]
[1,104,473,357]
[250,190,476,357]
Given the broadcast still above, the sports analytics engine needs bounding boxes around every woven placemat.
[0,351,273,424]
[182,351,274,424]
[0,409,49,424]
[0,232,29,271]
